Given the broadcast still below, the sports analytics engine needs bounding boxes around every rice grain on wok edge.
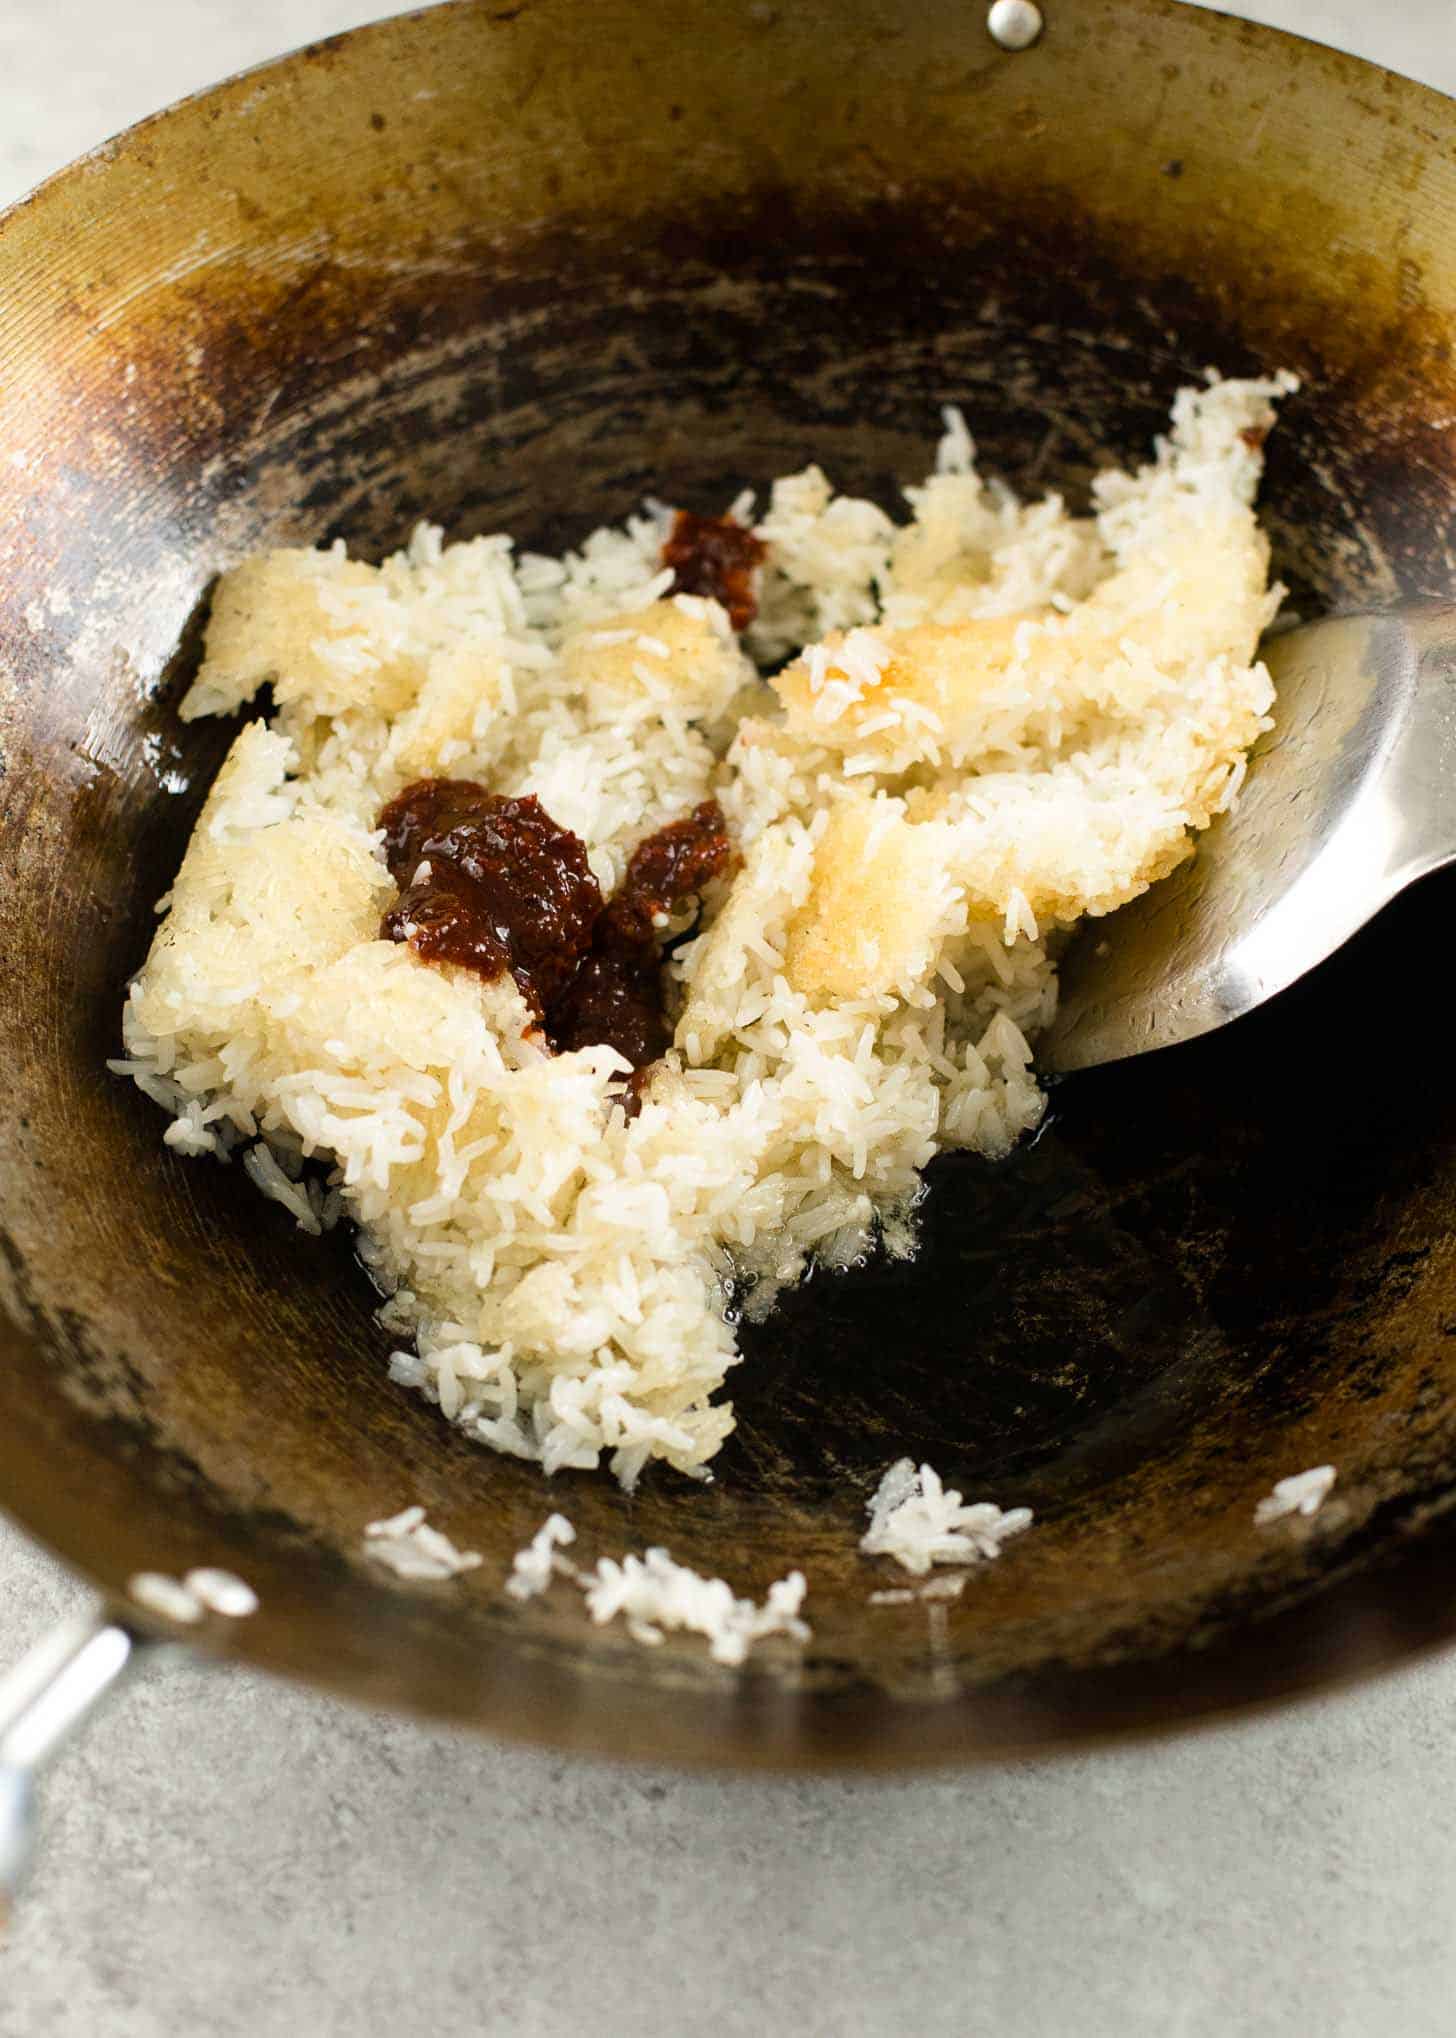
[113,372,1295,1489]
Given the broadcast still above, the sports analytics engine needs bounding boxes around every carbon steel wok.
[5,0,1456,1791]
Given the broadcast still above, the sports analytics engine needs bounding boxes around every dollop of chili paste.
[550,800,734,1071]
[380,781,602,1017]
[661,510,766,631]
[379,781,733,1090]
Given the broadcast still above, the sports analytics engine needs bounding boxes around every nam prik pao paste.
[379,778,732,1095]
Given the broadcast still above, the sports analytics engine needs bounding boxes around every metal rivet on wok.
[987,0,1044,52]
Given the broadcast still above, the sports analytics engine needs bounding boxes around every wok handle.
[0,1610,152,1917]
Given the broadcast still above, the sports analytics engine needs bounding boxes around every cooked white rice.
[127,1572,206,1624]
[505,1512,578,1601]
[860,1458,1033,1576]
[1255,1464,1337,1524]
[503,1512,808,1664]
[115,373,1293,1487]
[581,1549,809,1666]
[182,1567,260,1617]
[362,1505,483,1580]
[127,1565,259,1622]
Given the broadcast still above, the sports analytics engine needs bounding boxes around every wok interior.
[4,0,1456,1764]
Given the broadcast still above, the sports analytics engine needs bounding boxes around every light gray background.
[3,3,1455,2032]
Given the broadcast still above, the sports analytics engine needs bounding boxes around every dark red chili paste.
[660,510,766,632]
[379,781,733,1085]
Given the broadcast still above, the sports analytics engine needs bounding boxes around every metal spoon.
[1038,606,1456,1074]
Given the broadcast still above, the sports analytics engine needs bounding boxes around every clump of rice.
[581,1550,809,1666]
[363,1506,483,1580]
[860,1459,1032,1576]
[1255,1464,1336,1524]
[115,373,1294,1487]
[503,1512,810,1665]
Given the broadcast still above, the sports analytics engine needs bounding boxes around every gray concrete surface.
[4,2,1456,2031]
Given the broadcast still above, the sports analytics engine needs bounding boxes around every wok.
[4,0,1456,1801]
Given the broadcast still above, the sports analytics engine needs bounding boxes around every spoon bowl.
[1040,607,1456,1073]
